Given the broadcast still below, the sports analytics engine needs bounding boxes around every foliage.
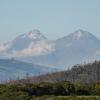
[0,81,100,100]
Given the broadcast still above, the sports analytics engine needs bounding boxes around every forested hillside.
[0,81,100,100]
[16,60,100,84]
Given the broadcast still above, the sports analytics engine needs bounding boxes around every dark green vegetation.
[0,61,100,100]
[0,81,100,100]
[32,96,100,100]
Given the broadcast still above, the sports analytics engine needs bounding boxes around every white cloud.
[0,43,8,53]
[12,42,55,57]
[96,51,100,55]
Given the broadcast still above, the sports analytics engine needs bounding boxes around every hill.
[19,60,100,84]
[0,59,58,81]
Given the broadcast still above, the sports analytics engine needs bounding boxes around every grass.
[31,96,100,100]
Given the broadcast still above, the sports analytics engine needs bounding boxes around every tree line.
[0,81,100,100]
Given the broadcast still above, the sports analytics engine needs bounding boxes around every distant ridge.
[0,58,58,81]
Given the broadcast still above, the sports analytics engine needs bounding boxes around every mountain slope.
[0,29,54,57]
[0,59,58,81]
[23,60,100,84]
[54,29,100,67]
[8,29,47,51]
[19,29,100,68]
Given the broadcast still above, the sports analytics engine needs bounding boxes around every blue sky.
[0,0,100,42]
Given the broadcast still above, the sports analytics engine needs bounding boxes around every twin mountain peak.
[16,29,96,41]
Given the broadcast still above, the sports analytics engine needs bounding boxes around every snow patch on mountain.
[69,29,94,40]
[25,29,47,40]
[72,30,83,40]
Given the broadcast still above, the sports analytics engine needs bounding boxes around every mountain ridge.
[0,29,100,69]
[0,58,58,81]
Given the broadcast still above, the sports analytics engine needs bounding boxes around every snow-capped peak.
[70,29,94,40]
[26,29,47,40]
[0,29,54,57]
[74,29,83,38]
[27,29,40,37]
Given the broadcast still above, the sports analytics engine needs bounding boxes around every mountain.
[8,29,47,51]
[0,29,54,57]
[54,29,100,67]
[18,29,100,68]
[0,59,58,81]
[0,29,100,69]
